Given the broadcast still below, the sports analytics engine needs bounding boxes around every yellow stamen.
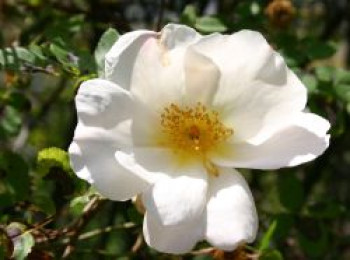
[159,102,233,175]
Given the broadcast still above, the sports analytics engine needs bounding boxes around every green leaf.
[301,74,318,93]
[260,249,283,260]
[195,16,227,33]
[278,174,304,212]
[0,47,36,70]
[305,41,336,60]
[180,4,197,26]
[334,68,350,84]
[28,44,47,61]
[334,84,350,102]
[315,66,334,82]
[12,232,35,260]
[69,188,97,216]
[0,106,22,139]
[94,28,119,77]
[49,43,79,74]
[37,147,72,176]
[259,220,277,251]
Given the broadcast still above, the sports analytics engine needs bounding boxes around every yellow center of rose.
[159,102,233,174]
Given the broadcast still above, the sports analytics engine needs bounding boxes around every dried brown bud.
[265,0,296,28]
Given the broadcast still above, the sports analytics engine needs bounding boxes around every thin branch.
[62,196,105,258]
[131,232,143,253]
[66,222,137,242]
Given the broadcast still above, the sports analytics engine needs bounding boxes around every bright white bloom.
[69,24,330,254]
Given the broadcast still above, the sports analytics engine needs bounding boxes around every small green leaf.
[94,28,119,77]
[334,84,350,102]
[37,147,72,176]
[315,66,334,82]
[0,47,36,70]
[195,16,227,33]
[260,249,283,260]
[12,232,35,260]
[301,74,318,93]
[259,220,277,251]
[180,4,197,26]
[49,43,79,74]
[0,106,22,139]
[335,68,350,84]
[28,44,47,61]
[305,41,336,60]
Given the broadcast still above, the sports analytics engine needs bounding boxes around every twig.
[190,247,215,255]
[60,222,137,243]
[131,232,143,253]
[155,0,166,31]
[62,196,105,258]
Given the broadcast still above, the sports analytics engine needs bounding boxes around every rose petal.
[130,24,201,109]
[105,30,156,89]
[184,47,220,105]
[68,140,150,201]
[143,212,204,254]
[213,113,330,169]
[205,168,258,251]
[142,165,207,226]
[192,30,307,142]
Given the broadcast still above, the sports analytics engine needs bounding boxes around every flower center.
[160,102,233,161]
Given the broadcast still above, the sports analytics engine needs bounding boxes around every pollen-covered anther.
[160,102,233,156]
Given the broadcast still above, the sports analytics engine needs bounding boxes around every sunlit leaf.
[195,17,227,33]
[94,28,119,77]
[259,220,277,251]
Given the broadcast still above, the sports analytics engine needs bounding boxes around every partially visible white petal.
[130,24,201,109]
[213,113,330,169]
[76,79,132,129]
[105,30,156,89]
[192,31,307,142]
[69,142,93,183]
[143,212,204,254]
[68,140,150,201]
[184,47,220,105]
[115,148,177,184]
[205,168,258,251]
[142,166,207,226]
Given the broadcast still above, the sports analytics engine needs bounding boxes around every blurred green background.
[0,0,349,259]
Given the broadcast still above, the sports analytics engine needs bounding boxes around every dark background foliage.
[0,0,349,259]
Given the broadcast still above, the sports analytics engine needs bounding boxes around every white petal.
[184,47,220,105]
[213,113,330,169]
[205,168,258,251]
[130,24,201,109]
[76,78,131,125]
[143,212,204,254]
[115,148,176,184]
[68,140,150,201]
[105,30,156,89]
[192,31,307,141]
[142,166,207,226]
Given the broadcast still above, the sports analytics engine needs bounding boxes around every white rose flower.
[69,24,330,254]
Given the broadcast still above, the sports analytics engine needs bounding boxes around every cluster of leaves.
[0,0,349,259]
